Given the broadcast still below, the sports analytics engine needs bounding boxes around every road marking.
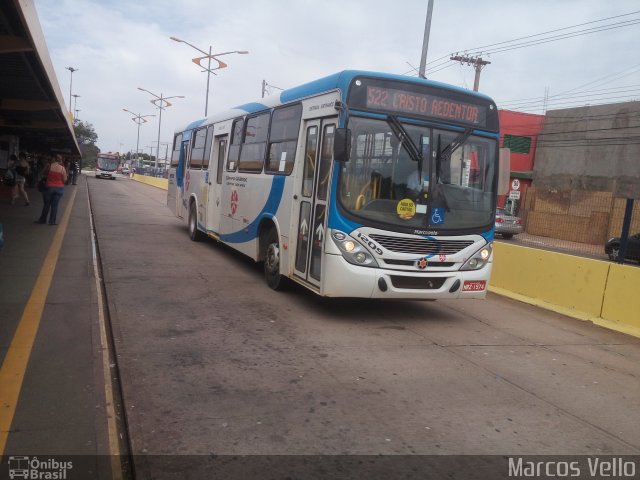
[89,194,123,479]
[0,187,77,454]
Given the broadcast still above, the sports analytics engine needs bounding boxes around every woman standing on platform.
[35,154,67,225]
[10,153,30,206]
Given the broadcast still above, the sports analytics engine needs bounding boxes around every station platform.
[0,175,123,478]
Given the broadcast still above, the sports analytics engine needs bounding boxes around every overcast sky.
[33,0,640,155]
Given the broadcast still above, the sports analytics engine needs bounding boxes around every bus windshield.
[338,115,496,231]
[97,156,119,171]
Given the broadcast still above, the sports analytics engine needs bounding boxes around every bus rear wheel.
[188,203,205,242]
[264,229,285,290]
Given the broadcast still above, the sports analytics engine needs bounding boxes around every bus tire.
[188,202,205,242]
[264,229,285,290]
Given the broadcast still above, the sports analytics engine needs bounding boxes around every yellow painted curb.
[131,174,168,190]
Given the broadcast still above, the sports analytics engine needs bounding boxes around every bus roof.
[174,70,496,134]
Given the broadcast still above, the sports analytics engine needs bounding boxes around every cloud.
[34,0,640,153]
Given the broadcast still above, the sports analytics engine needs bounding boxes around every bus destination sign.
[366,86,487,127]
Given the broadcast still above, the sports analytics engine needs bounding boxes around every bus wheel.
[264,229,284,290]
[188,203,204,242]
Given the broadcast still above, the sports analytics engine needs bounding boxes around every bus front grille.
[369,235,474,255]
[389,276,447,290]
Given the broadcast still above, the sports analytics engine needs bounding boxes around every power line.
[466,10,640,52]
[506,93,640,111]
[495,64,640,112]
[508,98,640,114]
[466,19,640,56]
[407,11,640,109]
[499,84,640,107]
[417,11,640,74]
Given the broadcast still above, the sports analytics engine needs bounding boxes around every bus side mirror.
[498,148,510,195]
[334,128,351,162]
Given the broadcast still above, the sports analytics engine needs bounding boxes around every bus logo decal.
[416,257,429,269]
[219,176,285,244]
[231,190,239,215]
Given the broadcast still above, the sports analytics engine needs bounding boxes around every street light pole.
[66,66,78,117]
[72,94,80,121]
[205,45,212,116]
[137,88,184,169]
[123,108,155,167]
[170,36,248,117]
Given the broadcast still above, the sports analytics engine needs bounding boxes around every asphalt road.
[86,176,640,477]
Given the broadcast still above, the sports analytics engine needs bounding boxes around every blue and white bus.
[168,70,508,299]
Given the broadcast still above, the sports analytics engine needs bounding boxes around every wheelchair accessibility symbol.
[431,208,445,225]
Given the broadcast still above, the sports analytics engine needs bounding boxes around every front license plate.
[462,280,486,292]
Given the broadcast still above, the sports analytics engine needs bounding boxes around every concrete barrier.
[131,174,168,190]
[490,242,640,338]
[599,263,640,338]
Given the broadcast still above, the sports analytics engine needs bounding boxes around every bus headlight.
[331,230,379,267]
[460,244,492,271]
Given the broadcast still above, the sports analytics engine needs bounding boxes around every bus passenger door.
[176,139,190,219]
[293,118,336,288]
[206,135,228,234]
[167,135,182,215]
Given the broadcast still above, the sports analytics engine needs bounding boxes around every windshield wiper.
[433,129,473,214]
[435,128,473,179]
[387,115,422,163]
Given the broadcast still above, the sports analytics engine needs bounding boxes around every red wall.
[497,110,545,210]
[498,110,544,172]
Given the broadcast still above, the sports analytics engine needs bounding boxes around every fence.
[507,186,639,261]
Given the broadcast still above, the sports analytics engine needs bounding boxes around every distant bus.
[168,70,508,299]
[96,152,120,179]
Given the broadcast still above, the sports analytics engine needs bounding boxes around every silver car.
[495,207,524,239]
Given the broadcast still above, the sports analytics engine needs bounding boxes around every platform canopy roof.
[0,0,80,155]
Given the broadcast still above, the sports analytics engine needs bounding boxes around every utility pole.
[418,0,434,79]
[261,80,283,98]
[450,54,491,91]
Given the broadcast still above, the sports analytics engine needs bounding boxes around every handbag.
[3,169,15,187]
[37,178,47,192]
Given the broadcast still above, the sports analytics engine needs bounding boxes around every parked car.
[605,233,640,262]
[121,166,130,175]
[495,207,524,239]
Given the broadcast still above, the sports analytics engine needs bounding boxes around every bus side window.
[266,103,302,175]
[227,118,243,172]
[317,124,335,200]
[203,125,213,170]
[302,126,318,197]
[190,127,207,170]
[216,138,227,185]
[170,133,182,168]
[238,112,269,173]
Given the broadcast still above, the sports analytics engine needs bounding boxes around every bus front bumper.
[321,253,492,299]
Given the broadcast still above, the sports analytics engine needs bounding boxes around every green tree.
[80,144,100,169]
[73,120,99,169]
[74,120,98,146]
